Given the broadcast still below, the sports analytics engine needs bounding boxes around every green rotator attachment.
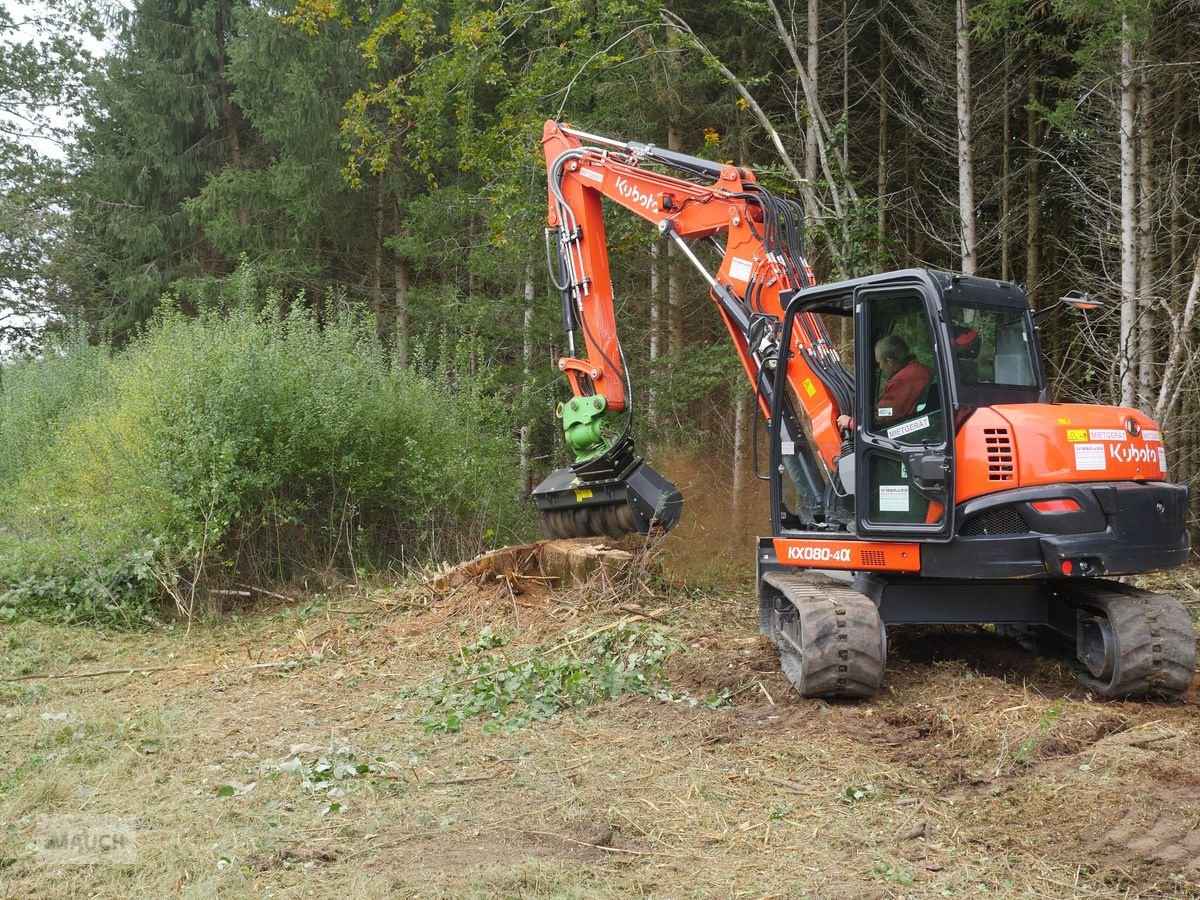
[532,435,684,539]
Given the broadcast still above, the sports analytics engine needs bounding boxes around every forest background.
[1,0,1198,621]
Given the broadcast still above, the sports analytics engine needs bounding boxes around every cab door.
[852,282,955,541]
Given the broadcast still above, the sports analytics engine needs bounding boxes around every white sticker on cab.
[879,484,909,511]
[1089,429,1127,441]
[1074,443,1106,471]
[886,415,931,441]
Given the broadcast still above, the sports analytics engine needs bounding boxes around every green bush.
[0,329,111,486]
[0,303,525,623]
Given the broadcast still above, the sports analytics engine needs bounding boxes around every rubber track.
[1064,581,1196,698]
[761,572,886,699]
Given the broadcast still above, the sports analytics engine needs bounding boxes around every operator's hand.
[836,414,854,432]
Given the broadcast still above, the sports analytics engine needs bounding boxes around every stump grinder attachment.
[532,435,682,539]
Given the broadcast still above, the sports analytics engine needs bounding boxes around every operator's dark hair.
[874,333,913,364]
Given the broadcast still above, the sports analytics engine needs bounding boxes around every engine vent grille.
[859,549,887,568]
[961,507,1030,536]
[985,428,1015,481]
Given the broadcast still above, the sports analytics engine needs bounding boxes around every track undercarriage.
[758,571,1196,700]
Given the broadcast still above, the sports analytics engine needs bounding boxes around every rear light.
[1031,498,1081,514]
[1061,559,1074,575]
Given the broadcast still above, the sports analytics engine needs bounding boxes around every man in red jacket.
[837,334,933,431]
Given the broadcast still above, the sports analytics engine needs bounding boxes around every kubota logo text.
[614,177,658,213]
[1109,443,1157,464]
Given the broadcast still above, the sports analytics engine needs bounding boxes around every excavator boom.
[534,120,850,538]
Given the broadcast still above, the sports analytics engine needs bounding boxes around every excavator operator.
[836,334,934,431]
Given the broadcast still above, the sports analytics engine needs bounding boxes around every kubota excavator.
[532,119,1196,699]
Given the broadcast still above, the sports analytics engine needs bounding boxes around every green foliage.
[0,331,111,485]
[642,343,743,447]
[1015,698,1066,764]
[0,295,523,623]
[0,0,102,344]
[274,745,377,794]
[61,0,254,339]
[409,623,675,734]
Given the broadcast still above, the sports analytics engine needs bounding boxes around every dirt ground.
[1,545,1198,899]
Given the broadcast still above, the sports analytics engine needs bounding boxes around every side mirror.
[1032,290,1105,325]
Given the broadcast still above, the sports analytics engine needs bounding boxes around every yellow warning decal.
[803,378,817,397]
[1057,418,1072,425]
[1066,429,1088,442]
[574,488,593,502]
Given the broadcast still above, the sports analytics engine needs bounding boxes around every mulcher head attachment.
[532,443,683,539]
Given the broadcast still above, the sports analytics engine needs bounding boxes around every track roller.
[1065,581,1196,698]
[760,572,886,699]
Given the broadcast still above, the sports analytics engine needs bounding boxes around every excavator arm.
[534,120,852,538]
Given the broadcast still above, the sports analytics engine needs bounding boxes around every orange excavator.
[532,120,1196,699]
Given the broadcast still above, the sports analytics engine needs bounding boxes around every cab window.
[949,302,1038,388]
[863,295,943,445]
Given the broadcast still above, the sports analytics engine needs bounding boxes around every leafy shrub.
[0,302,525,622]
[0,329,111,486]
[409,623,675,734]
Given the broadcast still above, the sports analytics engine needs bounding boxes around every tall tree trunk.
[1168,24,1186,314]
[841,0,849,166]
[1000,36,1011,281]
[1136,71,1155,408]
[393,205,409,369]
[877,36,888,250]
[649,239,662,424]
[906,122,925,264]
[1026,80,1042,305]
[1119,14,1138,407]
[372,180,384,342]
[805,0,819,187]
[731,390,750,533]
[518,269,535,499]
[667,123,685,360]
[954,0,976,275]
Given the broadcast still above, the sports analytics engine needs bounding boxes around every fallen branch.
[237,583,300,604]
[2,663,199,682]
[761,775,809,794]
[3,658,304,683]
[617,604,671,624]
[520,829,654,856]
[895,821,929,842]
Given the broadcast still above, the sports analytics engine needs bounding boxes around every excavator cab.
[770,269,1048,541]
